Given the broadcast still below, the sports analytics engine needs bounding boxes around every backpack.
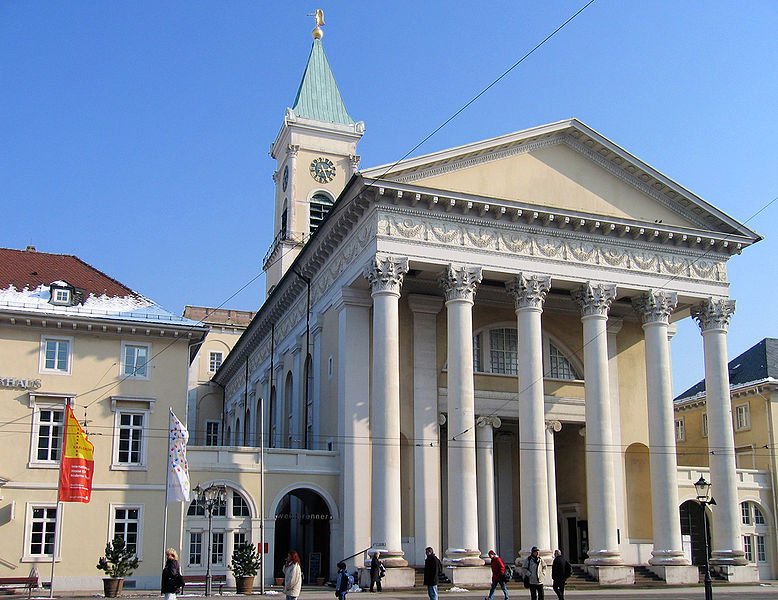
[347,572,355,589]
[502,564,514,582]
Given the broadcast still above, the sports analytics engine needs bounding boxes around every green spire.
[291,39,355,126]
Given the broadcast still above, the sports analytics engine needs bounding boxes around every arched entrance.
[680,500,710,566]
[274,489,332,583]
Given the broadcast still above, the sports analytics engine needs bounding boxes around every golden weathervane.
[312,9,325,40]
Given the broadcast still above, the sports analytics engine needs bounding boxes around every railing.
[262,230,308,270]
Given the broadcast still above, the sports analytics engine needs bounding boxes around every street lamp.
[694,476,717,600]
[193,483,228,597]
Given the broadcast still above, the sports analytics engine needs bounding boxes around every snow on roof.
[0,284,200,327]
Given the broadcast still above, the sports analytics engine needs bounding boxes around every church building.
[191,14,768,588]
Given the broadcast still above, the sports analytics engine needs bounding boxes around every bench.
[182,575,227,595]
[0,577,40,599]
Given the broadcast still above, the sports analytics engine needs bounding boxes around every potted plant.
[228,542,262,594]
[96,536,140,598]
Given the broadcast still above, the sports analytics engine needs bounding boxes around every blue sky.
[2,1,776,395]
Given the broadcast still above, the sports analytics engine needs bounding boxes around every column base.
[712,564,759,583]
[443,565,491,586]
[711,550,748,567]
[357,567,415,590]
[583,565,634,585]
[649,549,689,566]
[648,565,699,584]
[584,550,624,566]
[367,549,408,568]
[444,547,484,567]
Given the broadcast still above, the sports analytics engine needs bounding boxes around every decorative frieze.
[691,297,736,332]
[505,273,551,310]
[439,265,482,302]
[378,214,728,283]
[632,290,678,325]
[364,255,409,295]
[571,282,617,317]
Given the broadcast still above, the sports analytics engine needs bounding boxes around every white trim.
[734,402,751,431]
[22,502,61,561]
[110,401,151,470]
[108,503,145,560]
[27,396,72,468]
[120,341,152,380]
[39,335,73,375]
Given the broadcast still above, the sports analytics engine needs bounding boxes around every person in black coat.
[161,548,183,600]
[423,547,443,600]
[551,550,572,600]
[369,551,383,592]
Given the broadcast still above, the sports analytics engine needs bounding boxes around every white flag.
[168,409,191,503]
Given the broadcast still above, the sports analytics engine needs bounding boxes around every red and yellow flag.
[58,405,94,503]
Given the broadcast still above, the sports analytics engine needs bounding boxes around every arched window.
[244,408,250,446]
[235,418,241,446]
[547,342,581,380]
[280,200,289,239]
[309,193,335,234]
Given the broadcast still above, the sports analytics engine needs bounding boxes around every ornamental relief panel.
[311,221,376,301]
[378,214,727,283]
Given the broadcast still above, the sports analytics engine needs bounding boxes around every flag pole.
[260,395,265,595]
[163,409,172,564]
[50,405,69,599]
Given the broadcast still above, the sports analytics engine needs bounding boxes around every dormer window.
[53,288,71,305]
[48,282,84,307]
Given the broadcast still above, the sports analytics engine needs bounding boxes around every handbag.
[522,575,530,589]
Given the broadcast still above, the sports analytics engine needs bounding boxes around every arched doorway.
[680,500,710,566]
[274,489,332,583]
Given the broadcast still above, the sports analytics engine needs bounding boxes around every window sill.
[27,462,60,469]
[110,464,148,471]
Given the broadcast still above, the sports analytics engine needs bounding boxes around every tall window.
[189,532,203,565]
[489,328,518,375]
[735,403,751,431]
[285,372,294,448]
[211,532,225,565]
[118,413,144,465]
[304,355,314,449]
[209,351,223,373]
[473,333,482,372]
[232,492,250,517]
[28,506,57,557]
[41,337,71,373]
[36,408,64,462]
[741,502,769,564]
[674,418,686,442]
[702,412,708,437]
[122,343,150,378]
[743,535,753,562]
[113,507,141,556]
[205,421,220,446]
[269,387,277,448]
[309,193,335,234]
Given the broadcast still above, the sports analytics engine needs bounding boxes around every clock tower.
[264,12,364,295]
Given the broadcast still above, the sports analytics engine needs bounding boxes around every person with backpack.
[485,550,510,600]
[335,562,353,600]
[423,547,443,600]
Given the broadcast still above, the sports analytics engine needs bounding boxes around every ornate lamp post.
[694,476,717,600]
[193,483,228,597]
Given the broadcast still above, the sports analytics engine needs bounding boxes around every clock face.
[282,165,289,192]
[309,157,336,183]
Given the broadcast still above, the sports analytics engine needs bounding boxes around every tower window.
[310,193,335,234]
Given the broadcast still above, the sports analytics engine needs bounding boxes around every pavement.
[30,582,778,600]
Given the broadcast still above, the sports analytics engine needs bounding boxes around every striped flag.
[168,410,191,503]
[58,405,95,503]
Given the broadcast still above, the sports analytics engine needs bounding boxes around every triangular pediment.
[363,119,758,238]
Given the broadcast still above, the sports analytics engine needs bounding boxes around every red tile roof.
[0,247,138,298]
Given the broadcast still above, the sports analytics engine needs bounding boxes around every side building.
[675,338,778,579]
[0,247,207,591]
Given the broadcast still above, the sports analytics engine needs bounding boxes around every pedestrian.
[486,550,510,600]
[521,547,547,600]
[160,548,183,600]
[551,550,572,600]
[423,547,443,600]
[335,561,352,600]
[369,550,384,592]
[283,550,303,600]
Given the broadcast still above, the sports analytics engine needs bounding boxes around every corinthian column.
[476,416,501,559]
[439,265,484,566]
[506,273,552,558]
[633,291,688,566]
[572,282,623,566]
[365,255,409,566]
[691,298,746,566]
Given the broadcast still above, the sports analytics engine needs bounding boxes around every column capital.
[439,264,482,303]
[632,290,678,325]
[287,144,300,157]
[691,297,736,332]
[476,415,502,429]
[572,282,617,317]
[505,273,551,310]
[545,420,562,433]
[365,255,409,296]
[349,154,361,170]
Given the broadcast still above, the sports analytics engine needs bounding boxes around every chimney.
[25,246,36,252]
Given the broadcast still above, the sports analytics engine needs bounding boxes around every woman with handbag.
[161,548,183,600]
